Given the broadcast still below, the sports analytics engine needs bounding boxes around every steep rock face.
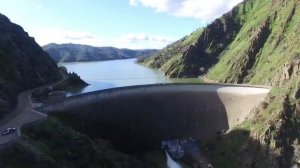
[170,8,243,77]
[43,43,157,62]
[272,59,300,86]
[203,57,300,168]
[141,0,299,83]
[0,14,60,118]
[139,1,248,77]
[137,28,203,71]
[229,18,271,83]
[140,0,300,167]
[209,0,299,84]
[208,0,300,167]
[257,60,300,168]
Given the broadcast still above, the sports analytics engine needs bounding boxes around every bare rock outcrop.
[236,18,271,83]
[272,59,300,86]
[167,6,244,77]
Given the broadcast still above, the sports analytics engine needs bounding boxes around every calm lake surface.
[60,58,202,96]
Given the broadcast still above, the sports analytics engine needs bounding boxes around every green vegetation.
[208,0,298,84]
[0,118,154,168]
[139,1,254,77]
[137,28,203,74]
[181,28,204,46]
[203,129,252,168]
[1,0,300,167]
[54,72,88,91]
[139,0,300,167]
[43,43,157,62]
[32,68,87,102]
[140,0,299,82]
[0,13,60,119]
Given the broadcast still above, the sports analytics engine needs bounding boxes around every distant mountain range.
[43,43,157,62]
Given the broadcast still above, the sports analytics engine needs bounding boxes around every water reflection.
[60,58,202,96]
[66,81,115,96]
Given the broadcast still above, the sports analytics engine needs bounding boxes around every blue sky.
[0,0,242,49]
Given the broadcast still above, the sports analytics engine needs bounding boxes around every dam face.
[43,84,269,153]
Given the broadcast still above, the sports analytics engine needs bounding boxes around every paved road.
[0,72,67,146]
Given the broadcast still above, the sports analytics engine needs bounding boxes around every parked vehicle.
[1,128,16,136]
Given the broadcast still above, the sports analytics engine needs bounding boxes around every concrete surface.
[43,84,270,152]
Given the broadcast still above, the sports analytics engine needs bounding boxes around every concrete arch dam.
[43,84,270,153]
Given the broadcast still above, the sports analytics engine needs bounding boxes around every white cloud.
[115,33,175,49]
[29,28,173,49]
[30,28,105,47]
[118,33,149,43]
[129,0,243,21]
[117,33,173,43]
[29,0,43,9]
[129,0,138,6]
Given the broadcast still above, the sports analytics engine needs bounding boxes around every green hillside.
[43,43,157,62]
[137,28,203,72]
[0,118,155,168]
[0,14,61,119]
[0,0,299,167]
[139,0,300,167]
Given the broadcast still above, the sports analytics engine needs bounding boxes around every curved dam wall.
[43,84,269,152]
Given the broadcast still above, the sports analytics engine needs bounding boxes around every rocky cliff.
[0,14,61,118]
[43,43,157,62]
[140,0,300,167]
[138,0,246,78]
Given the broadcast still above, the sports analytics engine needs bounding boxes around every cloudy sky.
[0,0,243,49]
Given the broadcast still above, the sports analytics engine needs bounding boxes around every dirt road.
[0,73,67,147]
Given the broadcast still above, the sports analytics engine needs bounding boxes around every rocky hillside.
[140,0,300,167]
[43,43,157,62]
[137,28,203,71]
[138,2,244,78]
[0,14,61,118]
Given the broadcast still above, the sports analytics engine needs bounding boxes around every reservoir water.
[60,58,197,167]
[60,58,202,95]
